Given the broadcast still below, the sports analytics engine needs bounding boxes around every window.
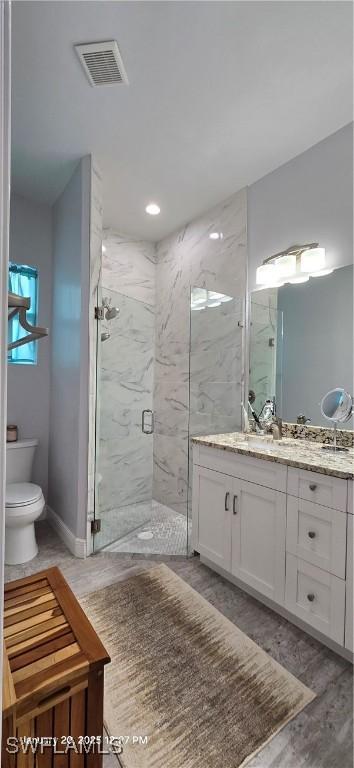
[8,263,39,365]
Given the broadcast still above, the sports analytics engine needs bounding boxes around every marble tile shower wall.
[153,189,247,516]
[99,232,156,517]
[249,290,279,417]
[190,297,244,438]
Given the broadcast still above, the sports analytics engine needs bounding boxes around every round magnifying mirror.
[320,388,353,452]
[321,388,353,423]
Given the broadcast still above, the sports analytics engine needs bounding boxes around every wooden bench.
[2,566,110,767]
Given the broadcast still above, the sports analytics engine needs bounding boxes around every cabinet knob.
[308,531,316,539]
[309,483,317,491]
[307,593,315,602]
[224,492,230,511]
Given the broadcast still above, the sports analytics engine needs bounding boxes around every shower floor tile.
[102,500,191,556]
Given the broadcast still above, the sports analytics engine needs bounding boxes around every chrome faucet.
[259,398,282,439]
[269,418,282,440]
[297,414,311,425]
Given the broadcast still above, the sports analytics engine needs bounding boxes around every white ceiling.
[11,1,353,241]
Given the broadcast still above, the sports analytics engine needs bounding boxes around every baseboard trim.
[46,506,87,559]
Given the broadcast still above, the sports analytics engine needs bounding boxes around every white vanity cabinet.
[192,447,287,604]
[192,443,353,660]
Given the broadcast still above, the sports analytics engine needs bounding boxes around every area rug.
[80,564,315,768]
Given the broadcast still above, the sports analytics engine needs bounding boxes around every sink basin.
[243,434,278,451]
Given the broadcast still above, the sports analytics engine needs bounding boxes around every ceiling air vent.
[75,41,128,87]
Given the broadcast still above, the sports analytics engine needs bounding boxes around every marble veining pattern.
[98,288,155,516]
[153,189,247,515]
[97,233,157,534]
[102,229,156,307]
[192,432,354,479]
[249,290,280,417]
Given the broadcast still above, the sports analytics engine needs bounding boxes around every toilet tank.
[6,439,39,483]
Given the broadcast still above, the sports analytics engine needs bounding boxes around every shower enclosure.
[92,284,244,556]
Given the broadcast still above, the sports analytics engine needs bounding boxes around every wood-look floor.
[4,522,353,768]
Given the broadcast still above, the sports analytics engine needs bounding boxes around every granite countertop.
[192,432,354,480]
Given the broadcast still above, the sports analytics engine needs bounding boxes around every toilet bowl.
[5,438,45,565]
[5,483,45,564]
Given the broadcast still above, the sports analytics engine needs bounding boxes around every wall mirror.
[248,263,353,429]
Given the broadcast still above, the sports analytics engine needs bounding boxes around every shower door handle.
[142,409,154,434]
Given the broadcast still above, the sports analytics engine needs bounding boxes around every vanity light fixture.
[190,288,233,311]
[300,247,325,273]
[145,203,161,216]
[309,268,334,278]
[256,242,328,288]
[287,275,310,284]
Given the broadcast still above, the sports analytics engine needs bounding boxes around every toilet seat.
[6,482,43,508]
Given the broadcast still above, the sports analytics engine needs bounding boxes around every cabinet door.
[231,479,286,604]
[194,466,231,571]
[345,514,353,652]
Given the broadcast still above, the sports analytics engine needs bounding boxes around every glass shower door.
[93,288,155,552]
[187,288,245,530]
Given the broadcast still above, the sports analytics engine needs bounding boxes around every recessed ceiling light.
[102,244,107,253]
[209,232,223,240]
[145,203,160,216]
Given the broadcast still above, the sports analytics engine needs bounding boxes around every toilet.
[5,439,45,565]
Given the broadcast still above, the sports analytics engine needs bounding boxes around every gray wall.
[248,123,353,290]
[7,193,52,496]
[48,158,91,540]
[277,265,353,428]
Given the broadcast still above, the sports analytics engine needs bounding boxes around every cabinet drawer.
[285,554,345,645]
[345,515,353,652]
[194,444,287,492]
[287,467,347,512]
[286,497,347,578]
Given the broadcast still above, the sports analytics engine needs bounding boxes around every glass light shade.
[310,268,334,278]
[219,295,233,303]
[300,247,325,273]
[288,275,310,284]
[190,288,207,310]
[207,291,223,300]
[275,254,296,278]
[256,263,277,285]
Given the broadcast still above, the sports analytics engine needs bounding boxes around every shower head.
[105,306,120,321]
